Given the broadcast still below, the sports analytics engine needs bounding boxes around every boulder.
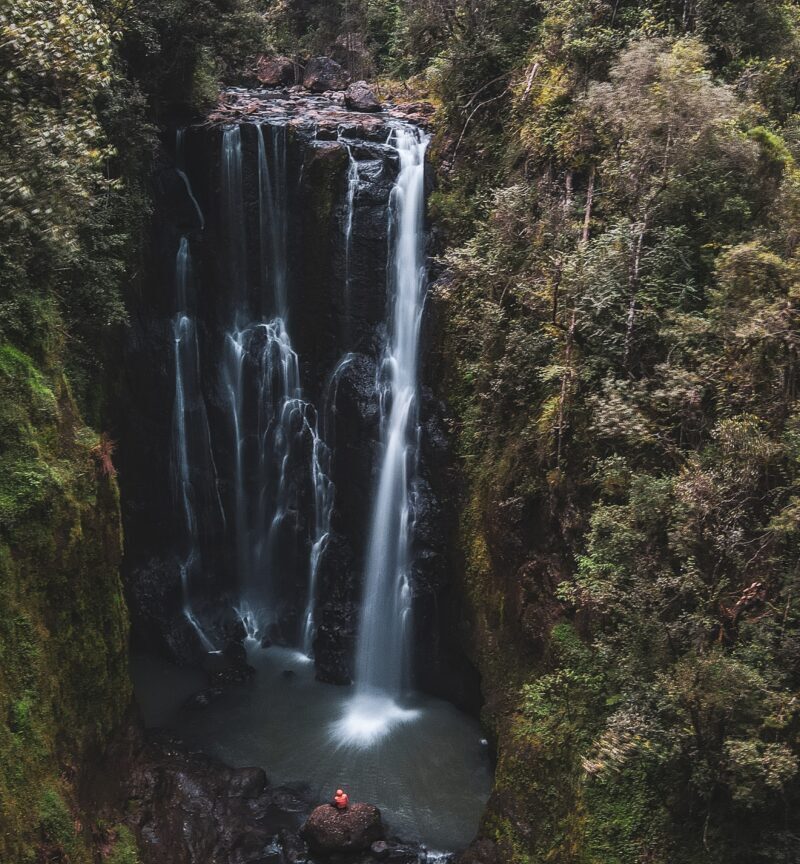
[303,57,350,93]
[99,726,314,864]
[371,840,390,859]
[301,802,384,853]
[226,766,267,798]
[256,55,299,86]
[182,687,224,711]
[345,81,382,113]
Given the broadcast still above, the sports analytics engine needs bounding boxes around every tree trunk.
[623,219,647,373]
[556,309,577,468]
[582,166,595,244]
[551,257,563,325]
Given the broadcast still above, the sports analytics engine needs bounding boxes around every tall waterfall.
[337,126,429,745]
[171,237,218,652]
[343,141,359,306]
[220,123,333,654]
[174,119,429,694]
[258,124,288,316]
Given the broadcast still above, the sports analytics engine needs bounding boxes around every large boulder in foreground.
[345,80,382,112]
[303,56,350,92]
[301,803,384,853]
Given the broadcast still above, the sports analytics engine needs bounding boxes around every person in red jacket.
[333,788,349,810]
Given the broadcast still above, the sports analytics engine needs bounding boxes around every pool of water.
[132,645,492,853]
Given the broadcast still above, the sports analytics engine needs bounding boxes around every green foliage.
[0,341,130,862]
[119,0,267,112]
[38,788,78,853]
[107,825,141,864]
[433,6,800,862]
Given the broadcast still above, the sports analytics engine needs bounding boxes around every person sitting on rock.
[333,788,349,810]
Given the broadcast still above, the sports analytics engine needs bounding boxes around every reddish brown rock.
[345,80,382,113]
[303,56,350,93]
[300,802,384,853]
[256,55,298,86]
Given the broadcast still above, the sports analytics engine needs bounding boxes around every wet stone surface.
[206,87,434,139]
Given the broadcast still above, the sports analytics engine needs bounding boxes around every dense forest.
[1,1,799,863]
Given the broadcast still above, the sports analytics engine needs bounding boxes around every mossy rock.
[0,342,130,863]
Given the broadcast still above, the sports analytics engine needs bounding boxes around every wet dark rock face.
[117,89,478,708]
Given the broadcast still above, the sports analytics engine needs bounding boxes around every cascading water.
[343,140,359,304]
[258,124,288,316]
[176,129,205,231]
[336,126,430,745]
[171,236,217,652]
[220,123,334,655]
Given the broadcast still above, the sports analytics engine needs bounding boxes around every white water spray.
[335,126,429,746]
[171,236,217,653]
[221,123,335,655]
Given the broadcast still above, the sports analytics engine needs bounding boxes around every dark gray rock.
[89,725,310,864]
[227,766,268,798]
[345,81,382,113]
[303,57,350,92]
[301,803,384,853]
[278,828,310,863]
[370,840,390,859]
[183,687,225,710]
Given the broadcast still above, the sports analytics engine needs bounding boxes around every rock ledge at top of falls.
[206,87,434,141]
[301,802,385,854]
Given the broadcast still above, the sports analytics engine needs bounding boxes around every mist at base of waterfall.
[132,645,492,852]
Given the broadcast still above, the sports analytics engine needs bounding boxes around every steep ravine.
[0,88,514,864]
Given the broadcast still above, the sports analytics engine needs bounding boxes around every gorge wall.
[0,348,130,863]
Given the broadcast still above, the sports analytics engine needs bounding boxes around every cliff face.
[0,345,131,863]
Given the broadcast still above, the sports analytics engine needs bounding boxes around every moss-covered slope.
[0,343,130,864]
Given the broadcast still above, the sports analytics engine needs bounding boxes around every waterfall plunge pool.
[132,645,493,853]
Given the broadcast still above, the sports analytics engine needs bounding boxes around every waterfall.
[258,124,288,317]
[301,417,334,656]
[343,142,359,303]
[335,126,429,746]
[220,122,334,656]
[176,130,205,230]
[355,126,429,695]
[191,119,428,682]
[171,237,217,653]
[222,126,247,316]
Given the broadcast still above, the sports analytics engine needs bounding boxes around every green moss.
[583,769,672,864]
[107,825,141,864]
[39,787,78,852]
[0,342,130,862]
